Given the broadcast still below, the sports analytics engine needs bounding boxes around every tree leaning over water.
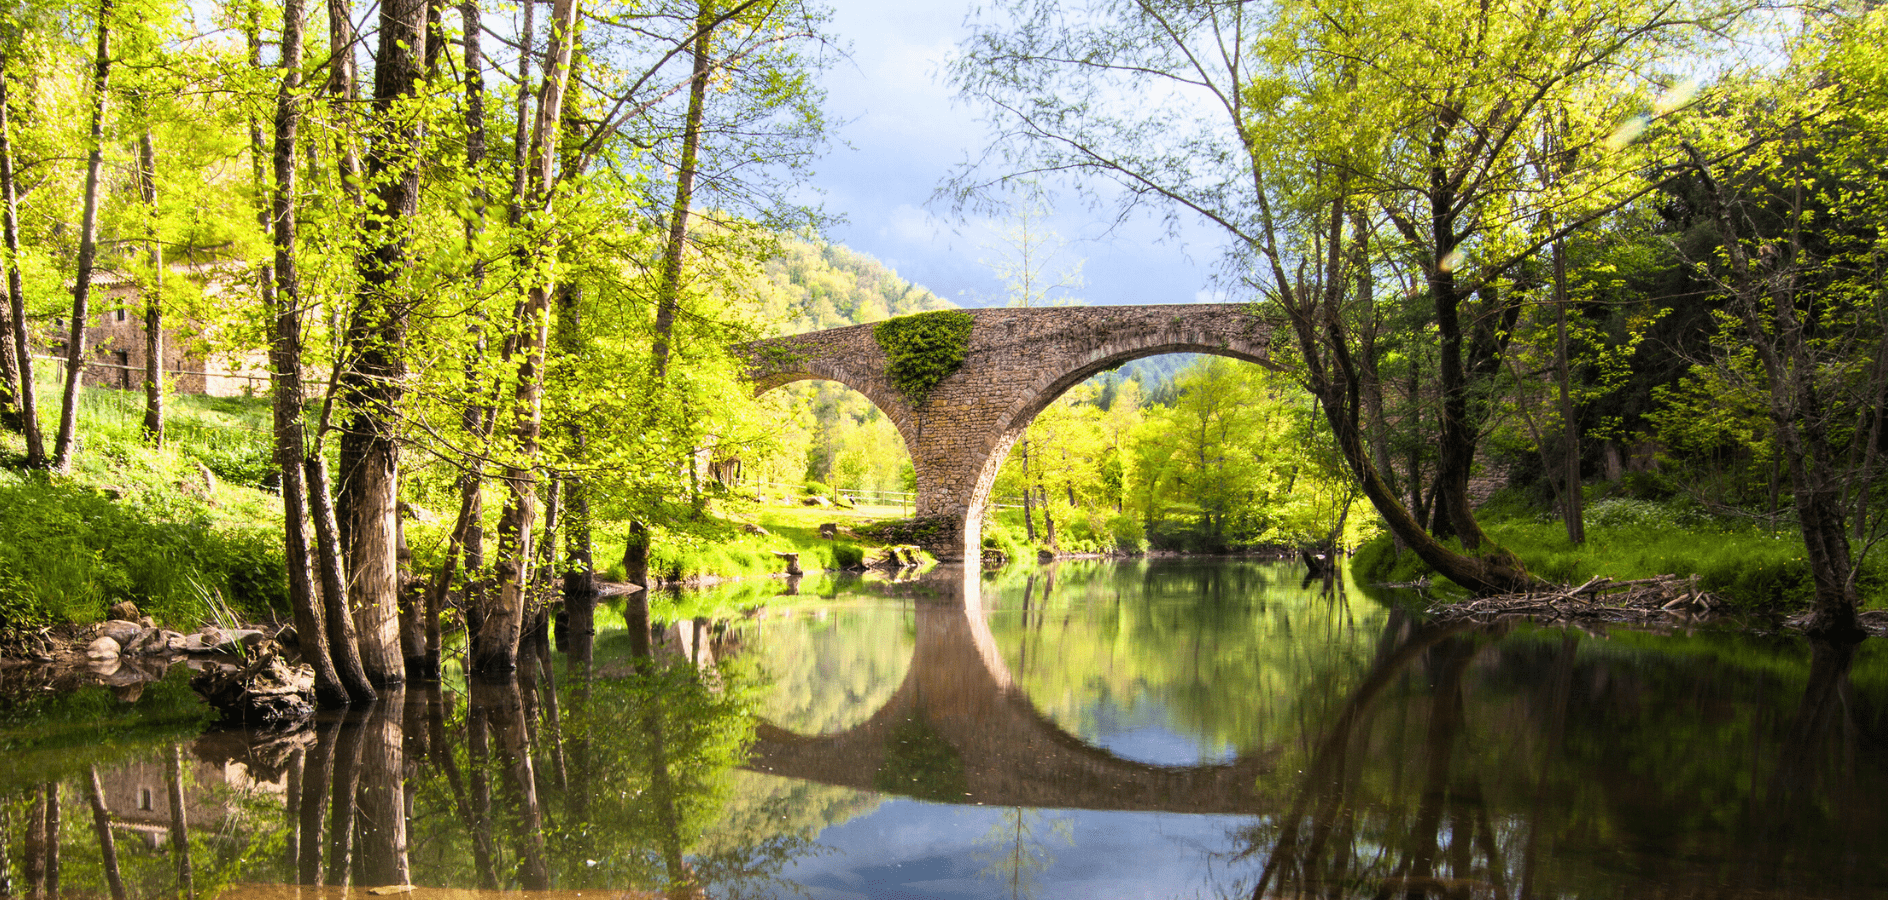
[949,0,1753,595]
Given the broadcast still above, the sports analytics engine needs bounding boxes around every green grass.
[1354,494,1886,610]
[0,383,288,631]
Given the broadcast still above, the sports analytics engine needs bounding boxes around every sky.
[802,0,1229,309]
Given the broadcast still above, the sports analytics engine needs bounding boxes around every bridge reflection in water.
[744,565,1277,814]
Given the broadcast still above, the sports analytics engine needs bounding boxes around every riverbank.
[0,387,937,648]
[1355,492,1887,618]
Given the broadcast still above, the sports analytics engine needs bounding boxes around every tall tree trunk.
[136,126,164,446]
[1552,236,1584,545]
[438,0,495,679]
[648,0,713,381]
[327,0,364,205]
[1686,146,1863,639]
[557,287,597,649]
[472,0,580,677]
[85,766,127,900]
[1263,197,1540,595]
[52,0,115,473]
[340,0,431,686]
[265,0,349,707]
[166,744,192,898]
[0,55,42,464]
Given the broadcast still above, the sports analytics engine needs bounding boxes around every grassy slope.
[0,383,287,630]
[1355,493,1886,609]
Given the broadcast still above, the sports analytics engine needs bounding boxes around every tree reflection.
[1231,616,1879,900]
[973,807,1074,900]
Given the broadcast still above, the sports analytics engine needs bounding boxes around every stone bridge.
[743,566,1279,814]
[740,304,1281,560]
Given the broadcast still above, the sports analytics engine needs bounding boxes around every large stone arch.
[959,340,1285,555]
[739,304,1282,561]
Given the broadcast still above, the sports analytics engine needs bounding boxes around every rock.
[112,683,145,703]
[196,461,219,494]
[818,522,838,539]
[772,551,803,576]
[97,619,143,646]
[108,600,141,621]
[190,650,316,724]
[742,523,771,536]
[125,628,168,656]
[803,495,832,507]
[87,657,123,677]
[138,615,156,628]
[86,636,122,660]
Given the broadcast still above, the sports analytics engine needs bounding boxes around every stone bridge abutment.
[742,305,1281,560]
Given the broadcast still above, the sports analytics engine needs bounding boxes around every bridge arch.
[961,339,1285,553]
[739,304,1281,560]
[749,359,922,465]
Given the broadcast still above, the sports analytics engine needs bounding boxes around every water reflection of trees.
[1230,622,1884,900]
[0,597,833,900]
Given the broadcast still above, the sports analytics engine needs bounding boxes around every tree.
[950,0,1744,593]
[49,0,114,473]
[1667,9,1888,637]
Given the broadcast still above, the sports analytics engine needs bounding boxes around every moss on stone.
[873,310,975,405]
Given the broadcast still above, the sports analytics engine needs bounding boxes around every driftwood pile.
[1428,574,1722,625]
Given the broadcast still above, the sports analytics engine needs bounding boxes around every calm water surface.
[1,560,1884,899]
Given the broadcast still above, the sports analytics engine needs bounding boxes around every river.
[0,559,1883,899]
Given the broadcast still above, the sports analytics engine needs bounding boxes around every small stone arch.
[748,358,923,470]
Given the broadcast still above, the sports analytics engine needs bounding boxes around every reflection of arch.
[744,567,1278,813]
[740,305,1283,561]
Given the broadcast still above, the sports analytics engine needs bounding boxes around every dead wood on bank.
[1426,574,1726,625]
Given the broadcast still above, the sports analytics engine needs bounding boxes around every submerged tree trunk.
[166,744,192,898]
[86,766,127,900]
[0,55,42,464]
[52,0,115,473]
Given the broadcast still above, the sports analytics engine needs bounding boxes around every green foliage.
[873,310,975,405]
[0,472,286,628]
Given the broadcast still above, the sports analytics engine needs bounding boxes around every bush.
[1105,514,1146,553]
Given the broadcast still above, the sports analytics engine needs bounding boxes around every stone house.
[38,264,268,397]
